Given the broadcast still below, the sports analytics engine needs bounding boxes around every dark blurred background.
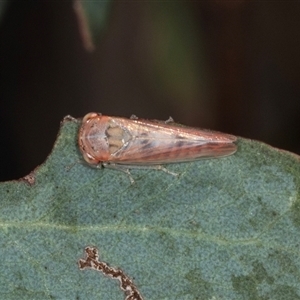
[0,1,300,181]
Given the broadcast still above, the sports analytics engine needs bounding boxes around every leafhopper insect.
[78,112,237,182]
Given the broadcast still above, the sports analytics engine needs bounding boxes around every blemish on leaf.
[232,261,275,298]
[22,172,36,186]
[184,268,212,299]
[78,246,143,300]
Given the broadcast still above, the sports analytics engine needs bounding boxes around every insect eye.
[82,152,98,165]
[82,112,100,124]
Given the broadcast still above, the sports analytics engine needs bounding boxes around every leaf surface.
[0,117,300,299]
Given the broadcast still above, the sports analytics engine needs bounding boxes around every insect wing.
[110,118,237,164]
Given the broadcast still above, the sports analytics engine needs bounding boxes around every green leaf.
[1,117,300,299]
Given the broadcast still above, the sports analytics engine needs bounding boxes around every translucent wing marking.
[108,118,237,164]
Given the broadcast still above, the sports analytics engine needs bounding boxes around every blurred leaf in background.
[73,0,112,51]
[135,2,214,125]
[0,0,8,23]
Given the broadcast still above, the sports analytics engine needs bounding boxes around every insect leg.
[164,116,174,124]
[130,114,138,120]
[104,163,178,183]
[103,163,135,184]
[145,165,178,177]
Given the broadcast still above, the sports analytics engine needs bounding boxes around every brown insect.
[78,112,237,182]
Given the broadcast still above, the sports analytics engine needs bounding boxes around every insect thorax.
[105,120,132,155]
